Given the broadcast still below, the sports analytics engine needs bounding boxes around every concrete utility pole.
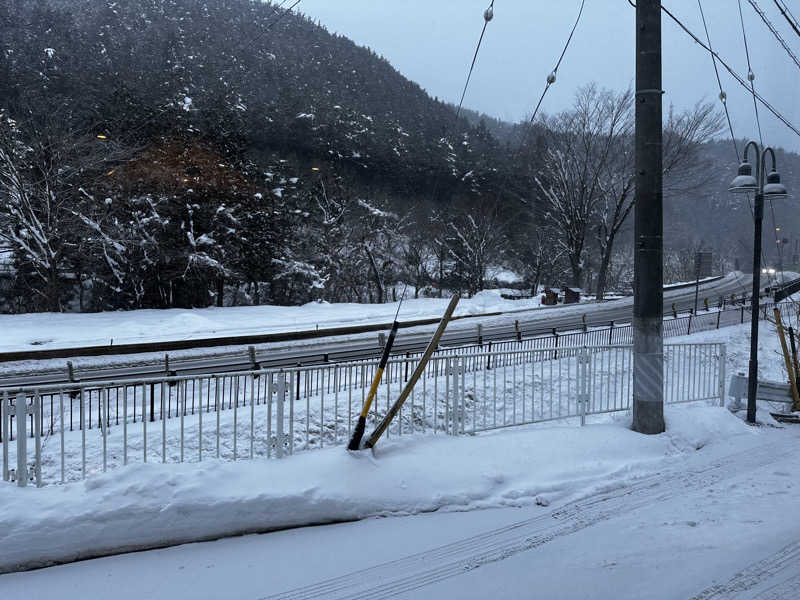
[632,0,665,434]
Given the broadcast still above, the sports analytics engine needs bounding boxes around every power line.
[527,0,587,126]
[656,3,800,139]
[737,0,764,146]
[746,0,800,72]
[455,2,495,121]
[736,1,786,283]
[773,0,800,38]
[697,0,739,161]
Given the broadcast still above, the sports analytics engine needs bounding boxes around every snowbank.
[0,404,758,573]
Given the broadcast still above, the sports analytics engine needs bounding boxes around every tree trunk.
[216,276,224,307]
[364,244,384,303]
[595,252,611,301]
[570,258,583,289]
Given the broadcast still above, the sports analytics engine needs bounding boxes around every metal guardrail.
[2,339,725,488]
[0,275,730,364]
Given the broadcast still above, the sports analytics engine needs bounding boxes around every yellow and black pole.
[347,287,406,450]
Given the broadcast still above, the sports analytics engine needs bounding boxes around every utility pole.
[632,0,665,434]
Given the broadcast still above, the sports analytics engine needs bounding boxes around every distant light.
[311,167,320,171]
[106,169,116,176]
[96,134,107,139]
[776,227,781,231]
[182,178,189,182]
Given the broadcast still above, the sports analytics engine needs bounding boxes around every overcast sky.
[298,0,800,154]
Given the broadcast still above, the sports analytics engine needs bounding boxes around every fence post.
[477,324,483,347]
[2,392,8,482]
[579,349,588,426]
[16,395,26,487]
[716,309,722,329]
[719,344,727,407]
[276,375,286,459]
[704,298,709,312]
[608,321,614,345]
[450,357,461,435]
[34,392,42,487]
[672,303,677,319]
[740,305,745,324]
[687,311,693,335]
[515,320,522,343]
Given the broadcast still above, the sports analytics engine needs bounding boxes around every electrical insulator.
[546,71,556,85]
[719,90,727,103]
[748,70,755,82]
[484,6,493,22]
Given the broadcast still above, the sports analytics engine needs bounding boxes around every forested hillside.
[1,0,798,313]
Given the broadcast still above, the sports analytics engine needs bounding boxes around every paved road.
[3,417,797,599]
[1,274,756,388]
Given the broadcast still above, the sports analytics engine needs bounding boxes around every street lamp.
[728,141,789,424]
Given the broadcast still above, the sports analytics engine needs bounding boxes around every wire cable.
[655,3,800,139]
[737,0,764,146]
[455,2,495,121]
[736,1,786,284]
[697,0,739,161]
[747,0,800,71]
[773,0,800,38]
[527,0,586,126]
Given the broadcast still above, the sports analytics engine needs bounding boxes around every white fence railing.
[2,342,725,487]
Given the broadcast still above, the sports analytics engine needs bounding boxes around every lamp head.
[729,160,758,194]
[763,169,788,199]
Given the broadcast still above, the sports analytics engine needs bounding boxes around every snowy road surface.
[4,419,799,599]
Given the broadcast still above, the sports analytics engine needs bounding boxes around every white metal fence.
[2,342,725,487]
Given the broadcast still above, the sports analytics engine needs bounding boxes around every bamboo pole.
[773,308,800,411]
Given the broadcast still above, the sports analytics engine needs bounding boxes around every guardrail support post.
[515,320,522,343]
[477,324,483,348]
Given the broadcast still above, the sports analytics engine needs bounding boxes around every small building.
[541,287,558,306]
[563,287,582,304]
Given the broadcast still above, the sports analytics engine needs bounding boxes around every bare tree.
[593,101,724,299]
[434,205,505,297]
[535,85,632,289]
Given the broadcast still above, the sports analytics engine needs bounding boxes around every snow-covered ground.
[1,315,798,588]
[0,403,773,574]
[0,289,556,353]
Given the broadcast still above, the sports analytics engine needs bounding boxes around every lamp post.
[728,141,790,424]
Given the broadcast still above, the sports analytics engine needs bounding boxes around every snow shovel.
[347,289,407,450]
[364,295,459,450]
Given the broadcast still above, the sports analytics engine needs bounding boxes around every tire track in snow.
[689,540,800,599]
[263,442,789,600]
